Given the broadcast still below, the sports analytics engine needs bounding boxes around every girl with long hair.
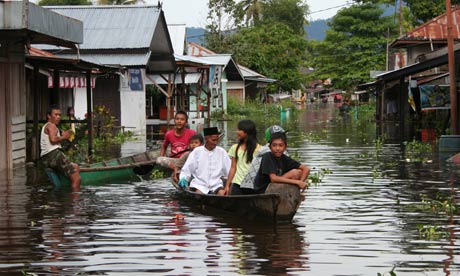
[224,120,261,195]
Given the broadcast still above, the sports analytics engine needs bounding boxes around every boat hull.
[45,150,160,187]
[172,181,302,223]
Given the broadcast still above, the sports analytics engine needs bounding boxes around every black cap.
[203,127,221,136]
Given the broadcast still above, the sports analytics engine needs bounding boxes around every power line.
[186,2,354,38]
[310,3,352,15]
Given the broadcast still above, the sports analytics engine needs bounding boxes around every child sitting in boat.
[156,134,204,182]
[223,120,261,195]
[240,125,287,192]
[253,132,310,194]
[178,127,231,195]
[160,110,196,158]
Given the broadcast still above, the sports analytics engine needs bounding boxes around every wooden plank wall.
[0,63,8,173]
[12,115,26,166]
[9,63,26,167]
[0,62,26,171]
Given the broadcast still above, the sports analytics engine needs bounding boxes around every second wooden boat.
[46,150,160,187]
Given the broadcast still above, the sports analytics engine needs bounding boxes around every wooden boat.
[46,150,160,187]
[171,180,303,223]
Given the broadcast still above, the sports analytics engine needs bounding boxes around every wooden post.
[197,69,203,118]
[33,64,40,164]
[52,70,59,105]
[399,77,405,140]
[167,73,173,127]
[86,71,93,158]
[447,0,458,134]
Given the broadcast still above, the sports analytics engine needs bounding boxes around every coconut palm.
[236,0,264,26]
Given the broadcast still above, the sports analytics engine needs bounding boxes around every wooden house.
[38,5,176,136]
[359,7,460,141]
[0,0,83,173]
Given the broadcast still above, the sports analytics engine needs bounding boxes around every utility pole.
[446,0,458,134]
[399,0,403,36]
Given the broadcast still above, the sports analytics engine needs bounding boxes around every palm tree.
[236,0,264,26]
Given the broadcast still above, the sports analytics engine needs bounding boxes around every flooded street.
[2,103,460,275]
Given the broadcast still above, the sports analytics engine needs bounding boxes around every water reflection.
[3,103,460,275]
[232,222,308,275]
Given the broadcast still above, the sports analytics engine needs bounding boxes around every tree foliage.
[306,3,397,90]
[205,0,309,91]
[229,23,308,91]
[262,0,309,35]
[205,0,238,53]
[38,0,91,5]
[355,0,460,25]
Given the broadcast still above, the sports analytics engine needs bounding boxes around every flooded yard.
[1,103,460,275]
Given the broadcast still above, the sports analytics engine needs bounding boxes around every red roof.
[187,42,216,56]
[28,47,56,57]
[392,5,460,47]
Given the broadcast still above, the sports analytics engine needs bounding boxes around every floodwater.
[2,103,460,276]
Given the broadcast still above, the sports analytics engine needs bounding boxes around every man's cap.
[265,125,286,141]
[203,127,221,136]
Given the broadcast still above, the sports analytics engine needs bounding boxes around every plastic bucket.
[421,129,436,142]
[439,135,460,153]
[280,109,286,121]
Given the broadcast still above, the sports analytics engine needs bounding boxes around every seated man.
[41,105,81,191]
[178,127,230,195]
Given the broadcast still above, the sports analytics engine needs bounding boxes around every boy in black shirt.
[253,132,309,194]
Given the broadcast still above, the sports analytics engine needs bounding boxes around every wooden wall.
[0,63,9,173]
[227,89,244,103]
[0,39,26,173]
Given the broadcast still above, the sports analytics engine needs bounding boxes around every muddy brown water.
[1,103,460,275]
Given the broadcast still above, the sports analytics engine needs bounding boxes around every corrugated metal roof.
[197,55,232,66]
[238,64,264,78]
[56,52,150,67]
[174,54,214,65]
[392,5,460,47]
[238,65,276,83]
[168,24,186,54]
[29,47,56,57]
[0,1,82,47]
[376,43,460,81]
[46,5,161,50]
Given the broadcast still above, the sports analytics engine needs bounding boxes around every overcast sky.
[154,0,352,27]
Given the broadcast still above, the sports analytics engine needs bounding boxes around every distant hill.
[304,4,395,41]
[186,21,329,46]
[305,19,329,41]
[186,4,394,45]
[186,27,206,45]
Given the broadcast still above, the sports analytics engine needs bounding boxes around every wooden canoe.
[171,180,303,223]
[45,150,160,187]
